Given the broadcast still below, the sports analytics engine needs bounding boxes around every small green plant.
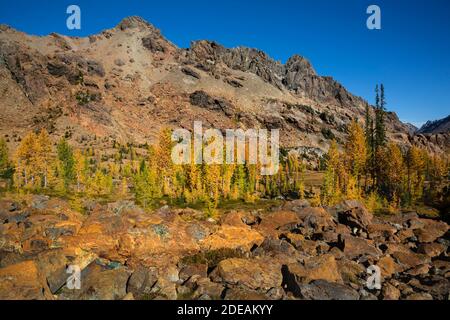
[152,224,169,238]
[76,91,92,105]
[319,112,335,124]
[298,104,315,114]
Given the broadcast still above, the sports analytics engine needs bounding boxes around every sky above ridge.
[1,0,449,128]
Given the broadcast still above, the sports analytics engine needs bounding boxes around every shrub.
[321,128,335,140]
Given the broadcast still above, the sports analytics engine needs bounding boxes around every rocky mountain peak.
[115,16,156,32]
[0,24,13,33]
[285,54,316,77]
[418,115,450,134]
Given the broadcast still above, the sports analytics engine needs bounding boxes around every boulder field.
[0,196,448,300]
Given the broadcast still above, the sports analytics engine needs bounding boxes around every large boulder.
[339,235,382,260]
[283,254,343,287]
[381,282,401,300]
[200,225,264,252]
[417,243,446,257]
[126,265,158,299]
[65,207,203,266]
[281,200,310,212]
[0,261,54,300]
[377,255,401,278]
[256,211,300,237]
[296,207,336,235]
[295,280,360,300]
[333,200,373,231]
[392,251,430,269]
[215,258,282,291]
[59,263,130,300]
[367,223,398,241]
[413,219,449,243]
[193,277,225,300]
[336,258,366,285]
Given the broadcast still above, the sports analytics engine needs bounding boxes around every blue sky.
[1,0,449,128]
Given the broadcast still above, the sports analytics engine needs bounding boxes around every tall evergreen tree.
[364,104,373,149]
[364,104,375,188]
[373,84,387,189]
[375,84,387,149]
[0,138,12,180]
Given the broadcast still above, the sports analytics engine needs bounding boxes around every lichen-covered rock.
[283,254,343,287]
[200,225,264,252]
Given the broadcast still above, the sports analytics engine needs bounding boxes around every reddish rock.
[201,225,264,252]
[377,256,401,278]
[340,235,382,259]
[220,211,247,227]
[283,254,343,285]
[414,219,449,243]
[216,258,282,290]
[417,243,446,257]
[337,258,365,285]
[382,283,401,300]
[282,199,310,212]
[298,280,360,300]
[296,207,336,233]
[367,223,397,240]
[405,292,433,300]
[179,263,208,281]
[334,200,373,231]
[59,263,130,300]
[406,264,430,276]
[0,261,54,300]
[224,288,268,300]
[257,211,300,237]
[127,265,158,298]
[392,251,430,269]
[397,228,415,242]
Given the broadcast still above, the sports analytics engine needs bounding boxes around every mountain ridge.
[0,16,448,158]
